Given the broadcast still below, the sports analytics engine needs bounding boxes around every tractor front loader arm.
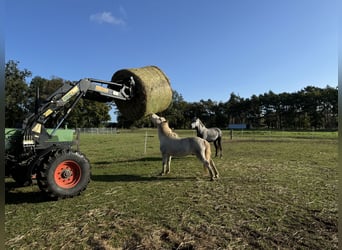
[23,77,135,148]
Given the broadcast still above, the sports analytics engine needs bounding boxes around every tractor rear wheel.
[37,149,91,199]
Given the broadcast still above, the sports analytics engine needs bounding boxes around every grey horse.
[191,118,223,158]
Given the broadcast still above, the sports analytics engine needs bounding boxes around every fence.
[76,128,154,155]
[78,127,118,134]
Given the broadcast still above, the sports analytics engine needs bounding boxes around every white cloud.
[90,12,125,26]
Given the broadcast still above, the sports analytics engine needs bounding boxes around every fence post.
[144,131,148,154]
[75,128,80,151]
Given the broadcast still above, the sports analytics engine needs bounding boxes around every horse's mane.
[196,118,207,130]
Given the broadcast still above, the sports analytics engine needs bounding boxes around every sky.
[5,0,338,121]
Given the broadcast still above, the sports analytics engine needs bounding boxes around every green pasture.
[5,130,338,249]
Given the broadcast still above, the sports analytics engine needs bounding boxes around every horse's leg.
[166,156,172,174]
[213,140,218,157]
[201,141,217,180]
[160,154,168,176]
[204,160,216,181]
[209,158,219,179]
[198,153,215,180]
[218,136,223,158]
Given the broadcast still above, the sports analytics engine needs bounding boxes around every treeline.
[6,60,338,130]
[118,85,338,130]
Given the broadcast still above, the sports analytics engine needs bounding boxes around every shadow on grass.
[93,157,162,166]
[5,182,56,204]
[5,191,56,204]
[91,174,196,182]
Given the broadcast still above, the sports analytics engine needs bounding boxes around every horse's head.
[191,118,199,129]
[151,113,167,126]
[151,113,177,137]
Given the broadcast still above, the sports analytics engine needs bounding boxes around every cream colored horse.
[151,114,219,181]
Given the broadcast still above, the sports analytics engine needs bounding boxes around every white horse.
[191,118,223,158]
[151,113,219,181]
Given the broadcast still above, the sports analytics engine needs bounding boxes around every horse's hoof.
[159,172,165,176]
[210,176,219,181]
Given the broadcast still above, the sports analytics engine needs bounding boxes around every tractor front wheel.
[37,149,91,199]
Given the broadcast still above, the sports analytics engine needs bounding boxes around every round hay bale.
[111,66,172,120]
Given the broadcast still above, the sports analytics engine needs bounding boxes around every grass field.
[5,129,338,249]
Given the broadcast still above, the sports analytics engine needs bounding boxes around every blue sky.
[5,0,338,121]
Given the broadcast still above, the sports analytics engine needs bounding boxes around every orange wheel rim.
[54,161,81,188]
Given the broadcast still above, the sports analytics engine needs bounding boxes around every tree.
[5,60,32,127]
[72,99,111,128]
[226,93,245,124]
[246,95,261,128]
[213,102,229,128]
[27,76,65,114]
[158,90,189,128]
[321,86,338,129]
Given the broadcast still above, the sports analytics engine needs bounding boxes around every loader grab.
[5,66,172,199]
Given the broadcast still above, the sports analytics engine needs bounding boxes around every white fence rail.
[78,127,118,134]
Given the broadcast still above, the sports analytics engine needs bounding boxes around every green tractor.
[5,76,133,199]
[5,127,90,198]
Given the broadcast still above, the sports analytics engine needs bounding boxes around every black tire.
[37,149,91,199]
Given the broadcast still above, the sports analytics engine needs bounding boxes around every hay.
[111,66,172,120]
